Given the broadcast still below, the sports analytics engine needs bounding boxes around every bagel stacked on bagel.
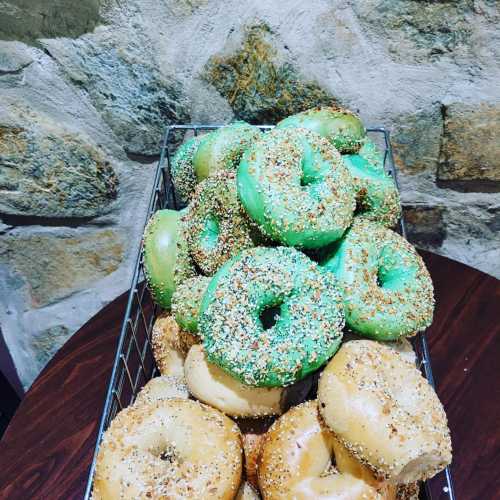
[96,108,451,499]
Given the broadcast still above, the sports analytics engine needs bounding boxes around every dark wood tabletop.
[0,251,499,500]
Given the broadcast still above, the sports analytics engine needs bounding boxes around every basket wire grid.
[84,125,455,500]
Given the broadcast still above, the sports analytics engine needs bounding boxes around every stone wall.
[1,0,499,388]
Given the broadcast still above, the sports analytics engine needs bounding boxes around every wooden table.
[0,251,498,500]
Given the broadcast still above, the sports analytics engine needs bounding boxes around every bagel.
[193,121,261,181]
[184,344,283,418]
[199,246,344,387]
[143,209,184,308]
[171,135,202,204]
[152,314,200,377]
[237,127,356,249]
[321,219,434,340]
[172,276,211,333]
[277,107,366,154]
[331,435,397,498]
[258,401,381,499]
[342,332,417,366]
[185,171,262,275]
[342,138,401,228]
[317,340,452,483]
[174,210,198,286]
[243,431,267,490]
[134,376,189,406]
[94,399,243,499]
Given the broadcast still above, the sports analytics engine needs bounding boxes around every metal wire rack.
[84,125,455,500]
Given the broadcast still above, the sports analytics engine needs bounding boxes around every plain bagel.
[184,344,283,418]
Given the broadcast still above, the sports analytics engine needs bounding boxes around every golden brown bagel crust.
[94,398,243,499]
[134,376,189,406]
[243,430,267,489]
[332,436,397,499]
[258,401,381,499]
[184,345,283,417]
[318,340,451,483]
[151,314,200,377]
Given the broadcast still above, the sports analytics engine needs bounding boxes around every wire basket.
[84,125,455,500]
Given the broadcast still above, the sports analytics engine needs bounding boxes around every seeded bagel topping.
[185,171,263,276]
[173,209,197,286]
[193,121,262,181]
[238,127,356,249]
[170,135,203,204]
[171,275,210,333]
[94,399,243,499]
[199,246,344,387]
[322,218,434,339]
[276,106,366,153]
[342,138,401,227]
[318,341,452,482]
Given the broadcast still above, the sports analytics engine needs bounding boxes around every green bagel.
[237,127,356,249]
[174,210,198,286]
[185,171,261,275]
[172,275,210,333]
[321,219,434,340]
[277,106,366,153]
[143,209,192,308]
[170,135,202,204]
[199,247,345,387]
[193,121,261,182]
[342,139,401,227]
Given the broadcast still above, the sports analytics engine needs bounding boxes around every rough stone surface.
[31,325,70,367]
[392,105,443,175]
[0,121,118,219]
[437,102,500,190]
[0,0,101,43]
[0,0,499,388]
[204,23,336,124]
[42,29,190,156]
[0,229,124,308]
[0,40,32,73]
[403,205,446,249]
[353,0,498,65]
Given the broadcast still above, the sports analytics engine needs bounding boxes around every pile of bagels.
[93,107,452,500]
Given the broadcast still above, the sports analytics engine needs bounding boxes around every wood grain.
[0,251,498,500]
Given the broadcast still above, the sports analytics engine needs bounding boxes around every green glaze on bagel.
[172,276,210,333]
[199,247,345,387]
[342,139,401,227]
[171,135,202,204]
[143,209,187,308]
[321,219,434,340]
[193,121,261,182]
[185,171,261,275]
[175,210,198,286]
[277,106,366,153]
[237,127,356,249]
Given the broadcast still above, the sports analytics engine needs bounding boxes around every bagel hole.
[200,215,220,251]
[159,444,180,464]
[300,175,315,187]
[259,302,283,330]
[376,268,384,288]
[353,191,369,216]
[321,456,338,477]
